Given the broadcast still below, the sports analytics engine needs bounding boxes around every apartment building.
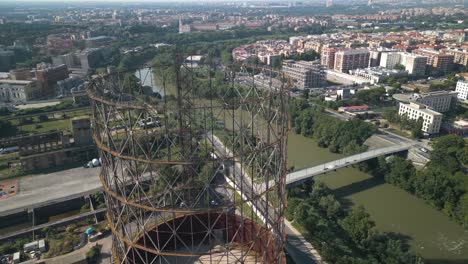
[380,52,400,69]
[282,60,326,89]
[401,53,428,76]
[415,91,457,113]
[413,48,454,75]
[368,50,381,67]
[456,80,468,101]
[321,48,338,69]
[398,102,443,134]
[36,64,69,96]
[334,49,370,73]
[443,48,468,67]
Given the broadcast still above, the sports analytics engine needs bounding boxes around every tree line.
[362,134,468,227]
[290,98,376,155]
[287,179,424,264]
[383,109,424,139]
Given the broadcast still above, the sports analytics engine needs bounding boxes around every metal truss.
[87,57,290,264]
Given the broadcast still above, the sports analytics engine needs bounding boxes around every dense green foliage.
[287,180,423,264]
[429,74,464,91]
[86,244,102,264]
[287,49,320,62]
[0,120,18,138]
[383,109,424,138]
[290,99,376,155]
[363,135,468,227]
[354,87,386,105]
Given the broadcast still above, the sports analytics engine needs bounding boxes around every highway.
[0,167,101,217]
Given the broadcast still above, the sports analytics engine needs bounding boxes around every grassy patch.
[18,119,71,133]
[0,153,21,180]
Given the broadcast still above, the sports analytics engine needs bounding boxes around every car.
[419,148,428,153]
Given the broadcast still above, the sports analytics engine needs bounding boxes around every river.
[288,133,468,263]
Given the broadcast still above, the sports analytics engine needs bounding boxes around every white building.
[401,53,428,76]
[393,90,457,113]
[380,52,401,69]
[0,79,42,102]
[416,91,457,113]
[398,102,443,134]
[456,80,468,101]
[349,67,407,85]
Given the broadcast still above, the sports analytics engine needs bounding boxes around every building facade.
[334,49,370,73]
[36,64,69,96]
[398,102,443,134]
[401,53,428,76]
[0,80,42,102]
[443,48,468,67]
[282,60,326,89]
[413,48,454,75]
[380,52,400,69]
[456,80,468,101]
[321,48,338,69]
[415,91,457,113]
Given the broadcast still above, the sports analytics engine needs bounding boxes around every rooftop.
[0,79,33,85]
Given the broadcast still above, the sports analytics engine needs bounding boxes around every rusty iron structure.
[87,57,289,264]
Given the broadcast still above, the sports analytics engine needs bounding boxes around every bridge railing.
[285,144,412,186]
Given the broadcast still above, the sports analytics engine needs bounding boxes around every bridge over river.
[263,143,412,190]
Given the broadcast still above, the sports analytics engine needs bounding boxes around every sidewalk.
[284,220,327,264]
[41,236,112,264]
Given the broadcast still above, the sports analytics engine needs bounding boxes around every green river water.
[287,133,468,263]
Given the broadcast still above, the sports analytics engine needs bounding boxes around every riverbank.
[287,133,468,263]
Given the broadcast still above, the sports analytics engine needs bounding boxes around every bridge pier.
[27,208,35,240]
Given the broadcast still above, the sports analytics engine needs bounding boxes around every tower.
[87,57,289,263]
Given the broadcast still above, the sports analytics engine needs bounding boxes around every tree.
[0,107,10,116]
[411,118,423,139]
[393,64,405,71]
[340,206,376,245]
[38,114,49,122]
[86,244,101,264]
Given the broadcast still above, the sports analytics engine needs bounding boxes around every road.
[0,167,101,217]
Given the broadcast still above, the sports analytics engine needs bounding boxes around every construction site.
[86,56,290,263]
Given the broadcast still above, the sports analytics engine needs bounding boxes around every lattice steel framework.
[87,57,289,264]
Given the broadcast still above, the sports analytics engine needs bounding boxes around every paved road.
[0,167,101,217]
